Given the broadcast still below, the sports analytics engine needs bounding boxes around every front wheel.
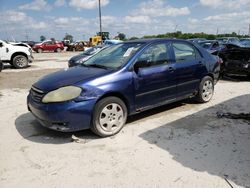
[91,97,127,137]
[195,76,214,103]
[12,55,28,69]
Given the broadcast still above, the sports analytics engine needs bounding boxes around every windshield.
[83,42,144,69]
[82,46,103,55]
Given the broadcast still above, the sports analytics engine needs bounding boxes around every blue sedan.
[27,39,220,137]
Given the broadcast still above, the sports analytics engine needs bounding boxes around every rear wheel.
[195,76,214,103]
[91,97,127,137]
[56,48,62,53]
[12,55,28,69]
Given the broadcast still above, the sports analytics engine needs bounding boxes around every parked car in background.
[28,39,220,137]
[68,45,105,67]
[218,43,250,77]
[187,38,206,43]
[240,38,250,47]
[33,40,64,53]
[198,40,221,54]
[9,42,32,50]
[216,37,240,45]
[0,40,33,68]
[21,41,37,48]
[67,41,86,51]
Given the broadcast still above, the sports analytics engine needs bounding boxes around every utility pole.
[98,0,102,43]
[25,30,29,41]
[248,24,250,36]
[216,28,219,35]
[174,24,178,32]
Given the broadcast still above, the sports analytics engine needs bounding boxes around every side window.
[212,42,219,49]
[44,41,52,45]
[134,43,170,70]
[172,42,197,62]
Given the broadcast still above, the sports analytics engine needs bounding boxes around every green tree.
[118,33,126,40]
[40,35,46,42]
[129,36,139,40]
[63,33,74,43]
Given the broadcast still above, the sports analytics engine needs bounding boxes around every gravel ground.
[0,52,250,188]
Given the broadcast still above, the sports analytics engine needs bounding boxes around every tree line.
[39,31,249,43]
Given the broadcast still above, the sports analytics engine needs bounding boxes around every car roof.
[199,40,217,43]
[124,38,192,44]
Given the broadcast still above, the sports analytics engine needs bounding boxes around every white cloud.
[2,11,27,22]
[124,15,152,24]
[31,22,48,29]
[54,0,65,7]
[54,17,90,28]
[0,10,48,30]
[187,11,250,34]
[19,0,51,11]
[69,0,109,10]
[133,0,190,17]
[200,0,250,9]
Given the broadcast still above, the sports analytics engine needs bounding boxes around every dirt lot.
[0,52,250,188]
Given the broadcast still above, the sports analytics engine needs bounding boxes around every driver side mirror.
[134,60,151,73]
[0,43,3,48]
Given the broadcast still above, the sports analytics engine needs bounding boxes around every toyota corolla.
[27,39,220,137]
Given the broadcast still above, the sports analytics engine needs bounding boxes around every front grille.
[30,86,45,102]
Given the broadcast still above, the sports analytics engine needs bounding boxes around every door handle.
[169,67,174,72]
[198,61,203,66]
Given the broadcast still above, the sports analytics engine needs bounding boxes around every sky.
[0,0,250,41]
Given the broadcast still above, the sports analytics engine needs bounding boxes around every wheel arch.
[206,73,214,80]
[11,52,28,62]
[96,92,131,115]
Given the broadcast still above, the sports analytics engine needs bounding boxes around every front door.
[133,42,177,110]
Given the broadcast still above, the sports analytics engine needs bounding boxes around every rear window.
[172,43,196,62]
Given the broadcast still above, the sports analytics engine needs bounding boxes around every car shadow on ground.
[15,113,100,144]
[222,75,250,82]
[140,94,250,187]
[15,99,192,145]
[2,64,32,70]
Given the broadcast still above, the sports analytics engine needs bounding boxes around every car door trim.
[136,85,176,97]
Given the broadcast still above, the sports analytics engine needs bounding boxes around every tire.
[0,61,3,72]
[56,48,62,53]
[12,55,28,69]
[195,76,214,103]
[37,48,42,53]
[91,97,128,137]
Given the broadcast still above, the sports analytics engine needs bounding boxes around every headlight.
[42,86,82,103]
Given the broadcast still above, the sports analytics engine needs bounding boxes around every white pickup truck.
[0,40,33,68]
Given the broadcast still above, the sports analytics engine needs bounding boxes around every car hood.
[33,66,113,92]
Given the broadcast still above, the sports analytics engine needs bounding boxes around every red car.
[33,40,64,53]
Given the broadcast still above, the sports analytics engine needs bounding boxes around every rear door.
[133,42,177,109]
[172,42,207,97]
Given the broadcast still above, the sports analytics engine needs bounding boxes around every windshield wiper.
[85,64,109,69]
